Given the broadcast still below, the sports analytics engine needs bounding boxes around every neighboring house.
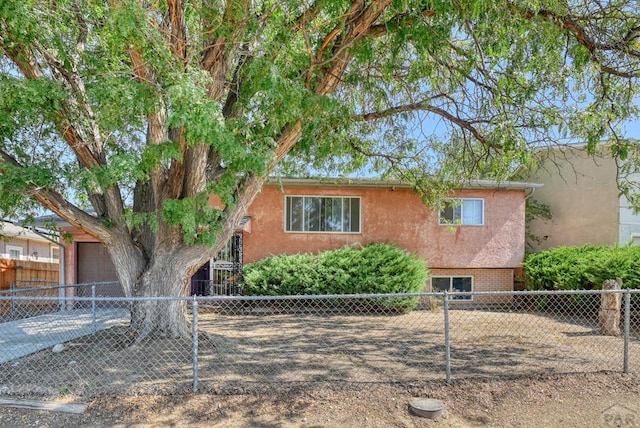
[55,178,540,301]
[1,221,60,263]
[523,144,640,252]
[0,221,61,291]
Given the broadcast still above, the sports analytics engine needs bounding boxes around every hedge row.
[524,245,640,290]
[242,243,429,312]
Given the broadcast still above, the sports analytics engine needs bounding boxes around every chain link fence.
[0,282,122,322]
[0,286,639,398]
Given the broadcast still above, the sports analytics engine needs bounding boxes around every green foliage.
[525,198,552,251]
[243,243,429,312]
[2,1,638,215]
[162,194,223,245]
[1,0,639,303]
[524,245,640,290]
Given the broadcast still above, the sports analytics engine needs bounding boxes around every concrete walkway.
[0,308,130,364]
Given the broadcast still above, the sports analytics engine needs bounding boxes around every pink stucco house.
[56,178,540,300]
[238,178,539,300]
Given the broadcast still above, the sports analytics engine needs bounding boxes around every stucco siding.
[526,146,620,251]
[243,184,526,269]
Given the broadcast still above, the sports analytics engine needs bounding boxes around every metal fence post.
[58,284,65,312]
[9,281,16,317]
[192,296,199,392]
[624,289,631,374]
[443,292,451,384]
[91,283,97,334]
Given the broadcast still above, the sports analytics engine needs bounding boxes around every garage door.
[76,242,124,297]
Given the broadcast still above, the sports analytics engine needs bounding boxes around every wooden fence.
[0,259,60,291]
[1,260,60,316]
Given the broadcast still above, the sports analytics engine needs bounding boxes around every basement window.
[431,276,473,300]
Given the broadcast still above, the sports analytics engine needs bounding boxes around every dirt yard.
[0,371,639,427]
[1,306,639,426]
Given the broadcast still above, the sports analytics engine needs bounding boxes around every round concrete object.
[408,398,445,419]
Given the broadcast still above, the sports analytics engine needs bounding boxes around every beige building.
[0,221,60,263]
[1,221,61,291]
[524,144,640,252]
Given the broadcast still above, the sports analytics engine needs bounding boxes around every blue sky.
[623,118,640,140]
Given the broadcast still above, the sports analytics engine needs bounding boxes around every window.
[439,198,484,225]
[431,276,473,300]
[6,245,23,260]
[51,247,60,262]
[285,196,361,233]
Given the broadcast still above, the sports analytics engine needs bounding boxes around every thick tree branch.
[315,0,365,71]
[0,42,44,79]
[2,36,128,229]
[316,0,393,96]
[33,38,130,228]
[128,45,174,253]
[368,9,436,38]
[31,190,111,241]
[511,2,640,78]
[34,42,106,166]
[201,0,249,101]
[1,43,99,169]
[357,101,491,147]
[0,149,111,241]
[273,121,304,166]
[162,0,187,62]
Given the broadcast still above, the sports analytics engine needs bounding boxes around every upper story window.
[285,196,361,233]
[439,198,484,226]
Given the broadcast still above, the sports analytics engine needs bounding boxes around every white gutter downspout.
[25,226,66,309]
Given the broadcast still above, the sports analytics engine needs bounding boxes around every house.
[55,178,540,301]
[0,221,61,292]
[522,144,640,252]
[240,178,538,301]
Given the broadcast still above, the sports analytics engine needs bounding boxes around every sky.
[623,119,640,141]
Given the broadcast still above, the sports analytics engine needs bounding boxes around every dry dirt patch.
[1,372,639,427]
[1,307,640,426]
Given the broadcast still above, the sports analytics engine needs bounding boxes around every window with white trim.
[6,244,23,260]
[431,276,473,300]
[439,198,484,225]
[285,196,361,233]
[51,247,60,262]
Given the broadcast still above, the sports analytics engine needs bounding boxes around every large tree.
[1,0,639,337]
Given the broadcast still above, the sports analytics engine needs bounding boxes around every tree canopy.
[1,1,639,321]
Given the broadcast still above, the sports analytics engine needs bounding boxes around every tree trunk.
[130,276,191,340]
[130,298,191,340]
[124,249,208,340]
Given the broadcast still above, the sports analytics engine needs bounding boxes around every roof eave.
[267,177,543,190]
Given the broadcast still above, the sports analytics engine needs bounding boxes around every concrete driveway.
[0,308,130,364]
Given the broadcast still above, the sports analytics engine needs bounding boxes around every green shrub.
[242,243,429,312]
[524,245,640,290]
